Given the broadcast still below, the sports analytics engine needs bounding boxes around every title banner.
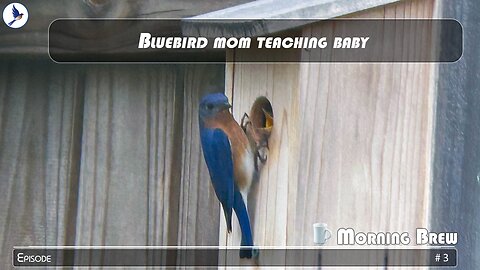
[48,19,462,63]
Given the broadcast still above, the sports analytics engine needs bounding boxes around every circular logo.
[3,3,28,29]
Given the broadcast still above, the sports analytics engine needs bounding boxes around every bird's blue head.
[199,93,232,120]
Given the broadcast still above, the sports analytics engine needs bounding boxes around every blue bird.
[8,5,24,26]
[199,93,257,258]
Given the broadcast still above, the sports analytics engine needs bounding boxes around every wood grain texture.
[73,65,225,252]
[0,60,84,268]
[177,64,226,248]
[0,63,225,269]
[185,0,404,37]
[221,60,301,268]
[0,0,253,55]
[432,0,480,269]
[223,0,437,268]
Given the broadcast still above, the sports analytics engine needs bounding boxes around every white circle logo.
[3,3,28,29]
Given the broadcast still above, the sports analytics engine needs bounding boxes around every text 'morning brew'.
[337,228,458,245]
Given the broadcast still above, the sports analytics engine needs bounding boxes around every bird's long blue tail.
[8,20,15,26]
[233,188,257,259]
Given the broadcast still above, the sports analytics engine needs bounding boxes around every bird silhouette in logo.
[8,5,24,26]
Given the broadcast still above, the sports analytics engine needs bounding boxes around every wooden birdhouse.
[184,0,440,266]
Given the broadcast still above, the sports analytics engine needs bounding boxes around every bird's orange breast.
[204,110,254,193]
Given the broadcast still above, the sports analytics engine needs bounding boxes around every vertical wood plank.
[0,61,84,269]
[432,0,480,268]
[177,64,225,248]
[74,64,225,268]
[0,62,227,268]
[75,64,225,240]
[224,1,437,269]
[76,66,147,247]
[223,56,301,264]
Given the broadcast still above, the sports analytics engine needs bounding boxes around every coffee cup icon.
[313,223,332,245]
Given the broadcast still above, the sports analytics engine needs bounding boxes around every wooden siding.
[0,0,254,55]
[0,62,226,269]
[431,0,480,269]
[223,0,437,267]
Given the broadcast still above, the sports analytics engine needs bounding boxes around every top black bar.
[48,19,462,63]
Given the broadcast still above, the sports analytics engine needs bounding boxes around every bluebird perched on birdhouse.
[198,93,257,258]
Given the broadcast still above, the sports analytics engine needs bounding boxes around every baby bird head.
[199,93,232,119]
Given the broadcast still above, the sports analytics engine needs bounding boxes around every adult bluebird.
[198,93,257,258]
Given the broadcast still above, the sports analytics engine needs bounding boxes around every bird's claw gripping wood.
[241,113,251,133]
[257,147,268,164]
[241,112,269,167]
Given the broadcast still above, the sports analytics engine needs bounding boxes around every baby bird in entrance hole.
[240,96,274,170]
[198,93,257,259]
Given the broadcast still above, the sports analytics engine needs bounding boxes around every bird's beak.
[222,102,232,110]
[262,108,274,128]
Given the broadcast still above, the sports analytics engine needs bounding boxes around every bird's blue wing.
[200,127,234,232]
[12,5,20,17]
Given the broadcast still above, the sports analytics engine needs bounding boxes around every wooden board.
[0,60,84,266]
[73,64,225,251]
[431,0,480,269]
[0,0,254,55]
[0,63,226,269]
[224,0,437,268]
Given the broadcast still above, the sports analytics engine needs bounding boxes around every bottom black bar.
[13,247,456,267]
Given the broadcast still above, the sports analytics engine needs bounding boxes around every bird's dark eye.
[207,104,214,110]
